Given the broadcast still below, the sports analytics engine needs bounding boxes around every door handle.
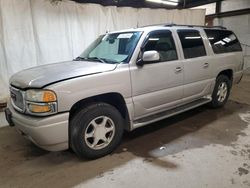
[203,63,209,68]
[175,67,182,73]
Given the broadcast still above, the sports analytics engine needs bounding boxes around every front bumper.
[5,104,69,151]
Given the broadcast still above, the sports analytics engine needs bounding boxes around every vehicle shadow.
[0,100,248,188]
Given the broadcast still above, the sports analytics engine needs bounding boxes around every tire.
[210,75,231,108]
[70,103,124,159]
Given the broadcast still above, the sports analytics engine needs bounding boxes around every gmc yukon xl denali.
[5,24,244,159]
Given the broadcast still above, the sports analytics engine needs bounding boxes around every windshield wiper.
[73,56,106,63]
[89,57,120,64]
[73,57,86,61]
[87,57,107,64]
[74,56,118,64]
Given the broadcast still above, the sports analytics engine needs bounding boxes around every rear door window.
[204,29,242,54]
[177,30,207,59]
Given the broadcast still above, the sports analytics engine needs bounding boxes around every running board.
[132,98,211,130]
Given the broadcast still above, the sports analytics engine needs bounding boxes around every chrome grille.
[10,86,25,112]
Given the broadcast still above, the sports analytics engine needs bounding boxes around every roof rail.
[164,23,227,30]
[140,23,227,30]
[140,23,166,28]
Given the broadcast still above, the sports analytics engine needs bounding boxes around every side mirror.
[136,51,160,66]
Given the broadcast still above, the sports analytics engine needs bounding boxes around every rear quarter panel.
[201,29,244,82]
[209,52,243,79]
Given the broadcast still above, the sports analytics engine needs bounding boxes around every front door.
[130,30,184,119]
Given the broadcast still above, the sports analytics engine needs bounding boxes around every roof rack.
[164,23,227,29]
[140,23,227,30]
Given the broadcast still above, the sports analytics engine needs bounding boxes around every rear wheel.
[70,103,124,159]
[210,75,231,108]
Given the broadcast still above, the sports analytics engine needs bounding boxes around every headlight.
[26,90,57,102]
[25,90,57,115]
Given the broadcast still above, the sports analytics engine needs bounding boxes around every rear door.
[177,29,213,102]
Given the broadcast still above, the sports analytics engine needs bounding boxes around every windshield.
[76,32,142,64]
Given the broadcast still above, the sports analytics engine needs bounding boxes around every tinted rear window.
[204,29,242,54]
[177,30,206,59]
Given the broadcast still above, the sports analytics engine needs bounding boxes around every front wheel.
[210,75,231,108]
[70,103,124,159]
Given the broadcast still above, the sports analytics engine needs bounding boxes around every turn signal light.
[43,91,57,102]
[28,104,51,113]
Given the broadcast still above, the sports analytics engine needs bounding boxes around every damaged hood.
[10,61,117,89]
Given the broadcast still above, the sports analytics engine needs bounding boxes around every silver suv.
[5,24,244,159]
